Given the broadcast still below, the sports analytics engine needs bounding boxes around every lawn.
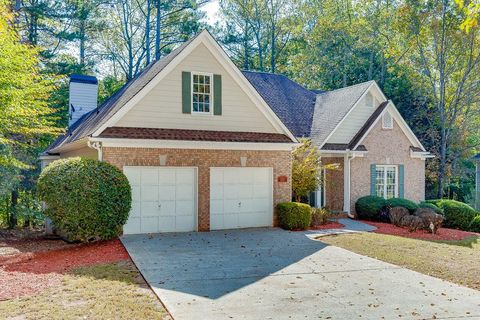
[320,232,480,290]
[0,234,170,320]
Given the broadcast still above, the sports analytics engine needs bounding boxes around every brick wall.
[102,147,292,231]
[350,118,425,213]
[322,157,344,211]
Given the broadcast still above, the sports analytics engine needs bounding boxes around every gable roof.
[309,81,375,148]
[46,35,198,153]
[348,100,389,149]
[242,71,317,137]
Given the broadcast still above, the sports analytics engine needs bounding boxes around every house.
[40,30,432,234]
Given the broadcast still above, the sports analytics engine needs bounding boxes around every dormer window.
[192,73,212,114]
[382,111,393,129]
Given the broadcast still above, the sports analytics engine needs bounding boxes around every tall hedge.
[355,196,386,220]
[38,157,131,242]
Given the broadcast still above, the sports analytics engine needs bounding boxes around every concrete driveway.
[121,228,480,320]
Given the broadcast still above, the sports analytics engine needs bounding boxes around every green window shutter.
[370,164,376,196]
[182,71,191,114]
[398,164,405,198]
[213,74,222,115]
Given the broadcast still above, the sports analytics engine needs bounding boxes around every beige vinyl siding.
[326,87,383,144]
[115,43,278,133]
[60,146,98,159]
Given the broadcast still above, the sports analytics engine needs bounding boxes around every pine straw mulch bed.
[0,233,129,300]
[360,220,479,241]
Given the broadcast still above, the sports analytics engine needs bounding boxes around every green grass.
[320,232,480,290]
[0,261,169,320]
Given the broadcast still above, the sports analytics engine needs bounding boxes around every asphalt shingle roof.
[242,71,317,137]
[310,81,375,147]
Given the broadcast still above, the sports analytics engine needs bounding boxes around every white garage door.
[123,167,196,234]
[210,167,273,230]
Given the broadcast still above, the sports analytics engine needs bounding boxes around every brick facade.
[322,157,344,211]
[350,118,425,213]
[102,147,292,231]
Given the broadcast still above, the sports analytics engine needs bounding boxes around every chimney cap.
[70,74,98,85]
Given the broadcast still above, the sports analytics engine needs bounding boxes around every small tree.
[292,139,323,202]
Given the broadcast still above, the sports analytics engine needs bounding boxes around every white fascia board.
[39,154,60,160]
[92,30,297,143]
[352,102,427,152]
[319,81,376,149]
[89,137,300,151]
[410,150,435,159]
[48,138,88,154]
[319,150,367,157]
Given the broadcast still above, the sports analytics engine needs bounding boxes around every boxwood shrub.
[38,157,132,242]
[277,202,312,230]
[469,215,480,233]
[426,199,477,230]
[385,198,419,213]
[418,201,444,215]
[355,196,386,220]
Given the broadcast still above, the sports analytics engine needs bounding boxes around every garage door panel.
[158,216,175,232]
[210,167,273,230]
[211,199,223,214]
[141,216,159,233]
[141,201,159,217]
[141,168,159,185]
[123,167,196,234]
[159,186,175,200]
[158,170,175,185]
[175,200,194,216]
[141,186,158,201]
[224,199,240,213]
[210,185,223,200]
[224,185,238,199]
[159,201,176,216]
[175,216,195,232]
[176,184,194,200]
[124,217,141,234]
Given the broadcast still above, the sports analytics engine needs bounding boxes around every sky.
[201,0,220,26]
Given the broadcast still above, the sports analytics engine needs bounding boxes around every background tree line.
[0,0,479,228]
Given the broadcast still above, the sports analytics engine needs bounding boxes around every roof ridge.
[318,80,375,95]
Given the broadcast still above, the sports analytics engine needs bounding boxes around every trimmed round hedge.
[426,199,477,230]
[469,215,480,233]
[277,202,312,230]
[38,157,131,242]
[355,196,386,220]
[386,198,419,213]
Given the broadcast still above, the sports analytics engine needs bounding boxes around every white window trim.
[382,112,393,129]
[191,71,214,115]
[376,164,398,199]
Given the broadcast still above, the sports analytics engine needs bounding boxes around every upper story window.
[382,111,393,129]
[192,73,212,113]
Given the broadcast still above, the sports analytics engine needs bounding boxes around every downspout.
[88,140,103,161]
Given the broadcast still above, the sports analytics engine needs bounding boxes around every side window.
[192,73,212,114]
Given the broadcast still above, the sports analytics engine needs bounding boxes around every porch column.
[343,152,351,214]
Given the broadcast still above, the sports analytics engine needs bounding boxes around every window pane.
[193,102,199,112]
[205,76,210,84]
[375,167,385,198]
[204,103,210,112]
[205,85,210,94]
[192,74,211,113]
[193,74,198,82]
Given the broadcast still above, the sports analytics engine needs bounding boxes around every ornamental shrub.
[38,157,131,242]
[386,198,419,213]
[277,202,312,230]
[427,199,477,230]
[355,196,386,220]
[311,207,330,226]
[418,201,444,215]
[469,215,480,233]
